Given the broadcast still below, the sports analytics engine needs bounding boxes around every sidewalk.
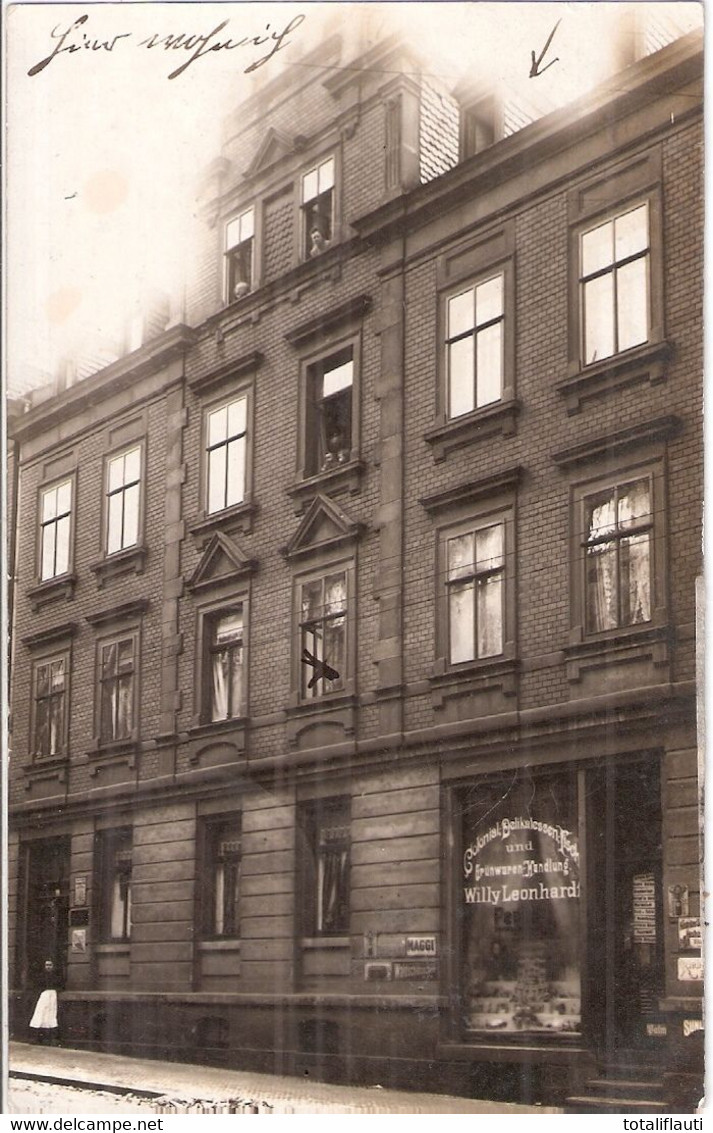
[9,1042,562,1114]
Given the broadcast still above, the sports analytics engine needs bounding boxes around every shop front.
[448,757,666,1078]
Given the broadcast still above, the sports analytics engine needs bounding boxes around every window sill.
[424,399,520,462]
[90,546,147,588]
[288,459,366,514]
[563,622,671,683]
[188,500,257,542]
[558,339,673,414]
[86,740,139,775]
[287,688,357,715]
[22,755,69,790]
[27,573,77,612]
[429,655,518,709]
[198,939,241,953]
[302,937,350,950]
[189,717,247,738]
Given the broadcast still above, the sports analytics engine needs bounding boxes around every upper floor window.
[207,395,247,514]
[306,349,353,475]
[99,635,135,743]
[203,817,242,938]
[580,202,649,366]
[32,655,67,758]
[300,571,347,699]
[446,520,504,663]
[106,447,141,555]
[302,157,334,259]
[225,208,254,302]
[40,480,72,580]
[208,608,244,721]
[446,273,504,419]
[97,827,132,942]
[584,477,652,634]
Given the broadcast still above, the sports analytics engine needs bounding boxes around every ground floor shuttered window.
[460,768,581,1036]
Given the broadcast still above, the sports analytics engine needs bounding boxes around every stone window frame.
[285,297,370,511]
[86,599,148,756]
[292,557,355,707]
[192,592,251,730]
[569,458,668,648]
[299,153,337,262]
[426,221,518,461]
[94,826,133,944]
[28,470,78,608]
[90,437,148,587]
[30,649,71,762]
[223,203,259,304]
[421,468,521,694]
[560,150,669,413]
[197,813,243,942]
[297,794,351,940]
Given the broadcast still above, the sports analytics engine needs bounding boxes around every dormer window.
[302,158,334,258]
[462,95,497,158]
[225,208,254,302]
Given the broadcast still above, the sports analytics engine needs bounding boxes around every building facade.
[8,26,703,1111]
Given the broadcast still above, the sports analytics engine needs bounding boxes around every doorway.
[585,759,665,1056]
[22,837,70,989]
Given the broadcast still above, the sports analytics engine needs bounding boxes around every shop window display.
[460,769,581,1036]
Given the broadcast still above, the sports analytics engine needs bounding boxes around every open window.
[299,570,347,700]
[206,607,245,722]
[225,208,254,302]
[302,157,334,259]
[305,349,353,476]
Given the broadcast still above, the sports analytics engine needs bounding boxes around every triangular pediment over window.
[283,494,363,561]
[188,532,256,593]
[246,128,297,179]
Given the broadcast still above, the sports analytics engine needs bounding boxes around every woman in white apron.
[29,959,59,1045]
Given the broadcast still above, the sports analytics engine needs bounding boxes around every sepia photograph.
[3,0,704,1116]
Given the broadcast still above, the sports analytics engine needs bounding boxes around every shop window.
[305,349,353,476]
[206,608,244,722]
[302,798,350,936]
[446,520,505,663]
[583,477,652,633]
[105,447,142,555]
[32,655,67,758]
[302,157,334,259]
[97,828,132,942]
[446,273,504,419]
[225,208,254,302]
[580,202,650,366]
[206,395,248,514]
[202,818,241,938]
[98,635,136,743]
[299,570,347,699]
[460,767,581,1036]
[39,479,72,580]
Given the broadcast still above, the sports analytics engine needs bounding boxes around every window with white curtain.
[40,480,72,580]
[98,828,132,942]
[303,798,350,936]
[33,655,67,758]
[446,522,505,663]
[580,202,650,366]
[204,818,241,938]
[299,571,347,698]
[99,636,135,742]
[209,609,244,721]
[584,478,652,634]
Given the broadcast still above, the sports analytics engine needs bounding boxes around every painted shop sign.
[463,814,580,905]
[406,936,437,957]
[394,960,438,981]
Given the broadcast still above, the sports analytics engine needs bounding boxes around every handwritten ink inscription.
[28,13,306,80]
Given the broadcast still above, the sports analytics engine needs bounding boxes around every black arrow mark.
[530,19,561,77]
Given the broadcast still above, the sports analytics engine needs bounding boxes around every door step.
[565,1065,666,1114]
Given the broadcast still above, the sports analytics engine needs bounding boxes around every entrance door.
[586,760,665,1055]
[23,838,70,989]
